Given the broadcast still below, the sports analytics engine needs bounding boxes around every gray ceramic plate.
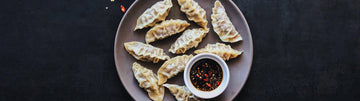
[114,0,253,100]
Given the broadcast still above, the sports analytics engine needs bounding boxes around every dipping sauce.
[190,59,223,91]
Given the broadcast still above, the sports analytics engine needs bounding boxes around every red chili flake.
[206,83,211,87]
[203,78,208,81]
[120,5,126,12]
[202,64,205,67]
[204,74,208,77]
[196,74,200,78]
[217,81,220,85]
[118,0,121,2]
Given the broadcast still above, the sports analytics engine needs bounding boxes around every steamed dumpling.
[163,84,200,101]
[211,0,242,43]
[169,28,208,54]
[178,0,208,29]
[134,0,173,30]
[146,19,190,43]
[157,55,193,85]
[194,43,242,61]
[124,41,169,63]
[132,62,165,101]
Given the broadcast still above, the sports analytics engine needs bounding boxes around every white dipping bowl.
[184,53,230,99]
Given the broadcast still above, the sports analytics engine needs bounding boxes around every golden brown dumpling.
[124,41,169,63]
[132,62,164,101]
[146,19,190,43]
[134,0,172,30]
[194,43,242,61]
[163,84,200,101]
[169,28,209,54]
[157,55,193,85]
[178,0,208,29]
[211,0,242,43]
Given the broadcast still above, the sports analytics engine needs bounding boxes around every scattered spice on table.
[121,5,126,12]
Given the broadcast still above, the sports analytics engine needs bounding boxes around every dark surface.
[0,0,359,101]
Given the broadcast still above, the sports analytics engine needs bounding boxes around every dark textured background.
[0,0,359,101]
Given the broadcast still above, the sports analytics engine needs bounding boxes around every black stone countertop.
[0,0,359,101]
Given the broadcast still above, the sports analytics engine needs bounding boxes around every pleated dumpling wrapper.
[169,28,209,54]
[211,0,242,43]
[124,41,169,63]
[163,84,200,101]
[134,0,173,30]
[146,19,190,43]
[194,43,242,61]
[132,62,164,101]
[178,0,208,29]
[157,55,193,85]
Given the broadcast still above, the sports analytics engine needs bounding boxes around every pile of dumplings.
[124,0,243,100]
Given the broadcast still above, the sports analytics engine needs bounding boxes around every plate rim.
[113,0,140,100]
[226,0,253,100]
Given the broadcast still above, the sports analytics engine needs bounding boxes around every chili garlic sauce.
[190,59,223,91]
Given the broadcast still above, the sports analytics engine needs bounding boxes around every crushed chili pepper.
[120,5,126,12]
[203,78,208,81]
[206,83,211,87]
